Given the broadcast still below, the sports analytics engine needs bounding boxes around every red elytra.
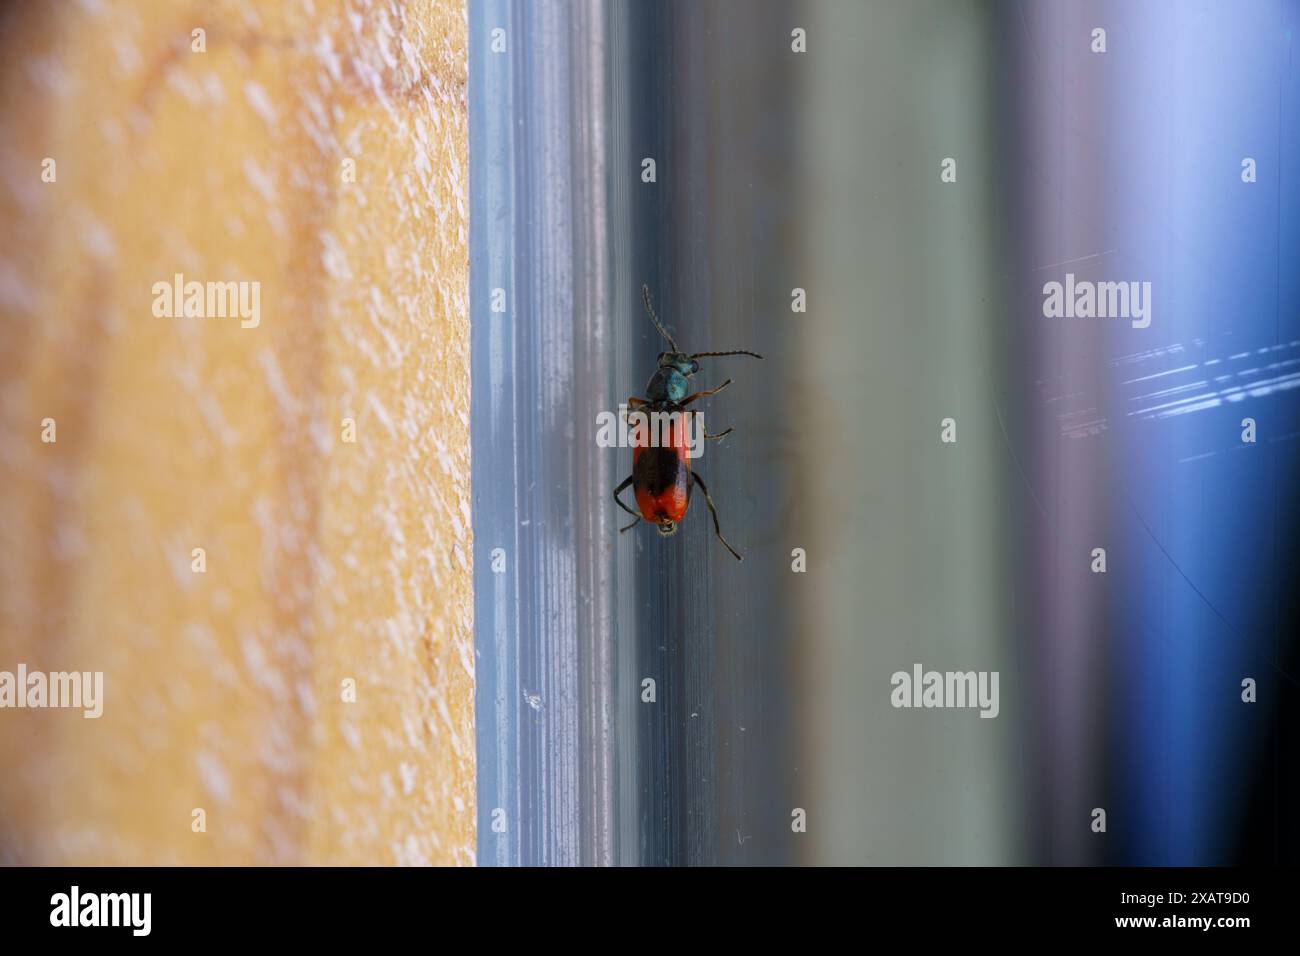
[631,411,693,528]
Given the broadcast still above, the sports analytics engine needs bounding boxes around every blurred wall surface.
[798,0,1017,866]
[798,0,1300,866]
[0,0,474,864]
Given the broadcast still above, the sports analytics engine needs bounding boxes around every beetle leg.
[680,379,732,407]
[689,410,732,441]
[627,396,649,409]
[703,422,734,441]
[613,475,641,527]
[691,471,742,561]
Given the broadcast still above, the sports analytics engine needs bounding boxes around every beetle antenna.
[641,284,679,352]
[690,349,764,360]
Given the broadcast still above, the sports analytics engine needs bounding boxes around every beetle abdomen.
[632,445,690,522]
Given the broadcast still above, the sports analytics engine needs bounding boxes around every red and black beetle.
[612,285,761,560]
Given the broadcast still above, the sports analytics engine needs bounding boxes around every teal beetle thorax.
[646,367,689,402]
[645,352,700,403]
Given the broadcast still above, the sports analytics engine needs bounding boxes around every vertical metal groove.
[473,0,799,867]
[471,0,615,867]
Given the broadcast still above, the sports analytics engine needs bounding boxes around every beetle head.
[656,352,700,377]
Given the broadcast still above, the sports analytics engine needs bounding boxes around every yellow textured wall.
[0,0,474,864]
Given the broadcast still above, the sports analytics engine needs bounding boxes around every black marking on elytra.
[634,445,688,498]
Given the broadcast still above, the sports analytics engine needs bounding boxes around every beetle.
[612,284,761,560]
